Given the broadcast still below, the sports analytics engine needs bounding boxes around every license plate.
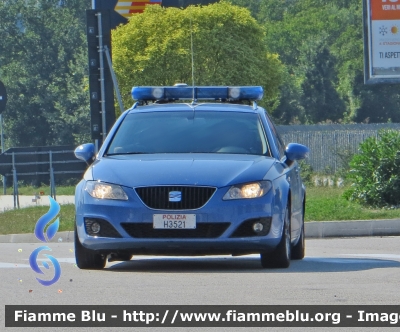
[153,214,196,229]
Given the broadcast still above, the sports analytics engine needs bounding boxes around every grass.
[1,186,400,234]
[1,185,76,196]
[305,186,400,221]
[0,204,75,235]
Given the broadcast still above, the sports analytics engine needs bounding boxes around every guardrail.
[0,146,87,208]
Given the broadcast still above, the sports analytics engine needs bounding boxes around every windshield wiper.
[105,152,150,156]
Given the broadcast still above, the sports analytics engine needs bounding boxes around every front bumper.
[75,183,284,256]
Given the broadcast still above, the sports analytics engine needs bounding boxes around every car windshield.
[106,111,270,156]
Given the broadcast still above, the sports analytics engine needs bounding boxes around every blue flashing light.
[131,86,263,102]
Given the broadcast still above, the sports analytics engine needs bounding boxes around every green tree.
[112,2,283,109]
[0,0,91,148]
[228,0,262,19]
[262,1,363,123]
[258,0,400,125]
[297,34,346,123]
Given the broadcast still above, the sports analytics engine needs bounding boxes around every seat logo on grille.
[169,191,182,202]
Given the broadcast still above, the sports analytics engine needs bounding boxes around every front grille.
[121,222,230,238]
[135,186,216,210]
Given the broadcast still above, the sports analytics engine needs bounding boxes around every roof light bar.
[131,86,264,102]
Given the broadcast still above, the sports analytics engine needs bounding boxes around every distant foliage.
[298,160,313,185]
[0,0,91,147]
[3,0,400,149]
[345,130,400,207]
[112,2,284,111]
[251,0,400,125]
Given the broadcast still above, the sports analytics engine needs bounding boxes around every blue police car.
[74,85,309,269]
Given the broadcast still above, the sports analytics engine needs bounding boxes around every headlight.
[223,181,272,200]
[85,181,128,200]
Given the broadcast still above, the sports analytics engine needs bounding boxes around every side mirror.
[74,143,95,165]
[285,143,309,163]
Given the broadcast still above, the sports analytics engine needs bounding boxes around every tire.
[291,202,305,260]
[291,222,305,260]
[260,206,291,269]
[74,225,106,270]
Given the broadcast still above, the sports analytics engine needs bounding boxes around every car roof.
[128,102,264,114]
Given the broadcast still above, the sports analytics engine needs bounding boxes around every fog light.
[91,222,101,234]
[253,222,264,233]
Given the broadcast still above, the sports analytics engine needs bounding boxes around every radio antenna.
[190,13,196,103]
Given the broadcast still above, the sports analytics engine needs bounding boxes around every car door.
[263,113,302,238]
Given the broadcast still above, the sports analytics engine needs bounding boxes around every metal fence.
[0,146,87,208]
[277,123,400,173]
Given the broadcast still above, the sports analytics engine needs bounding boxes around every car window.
[264,112,286,159]
[106,111,271,156]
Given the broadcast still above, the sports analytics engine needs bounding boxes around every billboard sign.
[364,0,400,84]
[115,0,162,18]
[94,0,162,28]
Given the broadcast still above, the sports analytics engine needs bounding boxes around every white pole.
[0,113,5,194]
[97,12,107,142]
[92,0,97,151]
[0,114,4,153]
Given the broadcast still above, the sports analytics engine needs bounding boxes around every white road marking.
[340,254,400,261]
[33,258,76,263]
[303,257,389,264]
[0,263,30,268]
[0,257,76,268]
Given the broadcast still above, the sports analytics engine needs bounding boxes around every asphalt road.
[1,237,400,331]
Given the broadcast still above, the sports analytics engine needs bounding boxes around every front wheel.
[260,206,291,269]
[291,222,305,260]
[74,225,106,270]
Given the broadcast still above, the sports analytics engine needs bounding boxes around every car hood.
[90,154,276,188]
